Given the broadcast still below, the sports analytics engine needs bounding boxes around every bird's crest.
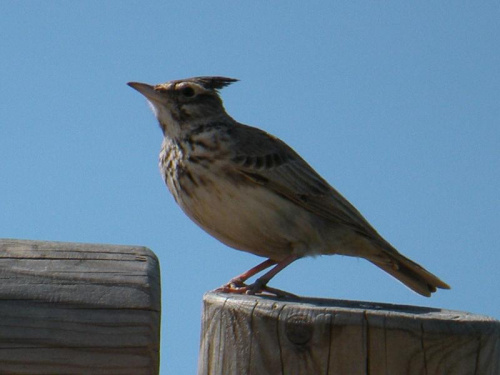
[180,76,239,90]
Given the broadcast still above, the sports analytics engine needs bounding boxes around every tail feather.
[370,251,450,297]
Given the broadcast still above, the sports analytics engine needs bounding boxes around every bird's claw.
[214,280,298,298]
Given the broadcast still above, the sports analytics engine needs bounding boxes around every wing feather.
[231,124,386,245]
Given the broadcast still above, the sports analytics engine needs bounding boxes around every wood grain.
[198,292,500,375]
[0,239,161,375]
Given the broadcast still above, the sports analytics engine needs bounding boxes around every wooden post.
[0,239,161,375]
[198,291,500,375]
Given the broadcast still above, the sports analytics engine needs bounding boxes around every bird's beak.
[127,82,166,105]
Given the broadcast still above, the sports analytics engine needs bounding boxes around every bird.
[128,76,450,297]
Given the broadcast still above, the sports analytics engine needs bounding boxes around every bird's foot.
[215,279,298,298]
[214,277,250,294]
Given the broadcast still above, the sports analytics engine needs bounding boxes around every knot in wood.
[285,315,313,345]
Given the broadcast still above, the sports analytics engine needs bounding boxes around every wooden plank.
[0,239,161,375]
[198,292,500,375]
[328,308,367,375]
[278,302,333,374]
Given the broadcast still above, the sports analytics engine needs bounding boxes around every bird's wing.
[230,124,386,244]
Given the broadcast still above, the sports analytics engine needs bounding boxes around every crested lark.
[128,76,450,297]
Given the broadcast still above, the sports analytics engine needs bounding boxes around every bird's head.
[128,76,238,137]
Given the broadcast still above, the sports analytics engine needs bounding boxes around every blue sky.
[1,2,498,374]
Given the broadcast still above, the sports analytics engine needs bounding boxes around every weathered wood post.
[198,291,500,375]
[0,239,161,375]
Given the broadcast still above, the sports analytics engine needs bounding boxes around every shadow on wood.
[0,239,161,375]
[199,291,499,375]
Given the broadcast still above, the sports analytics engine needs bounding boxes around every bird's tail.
[369,249,450,297]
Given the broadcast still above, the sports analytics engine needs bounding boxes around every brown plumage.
[128,76,450,297]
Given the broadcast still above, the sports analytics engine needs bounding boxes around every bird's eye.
[180,86,195,98]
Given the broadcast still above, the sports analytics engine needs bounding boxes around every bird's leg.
[247,254,300,297]
[216,258,277,292]
[216,255,301,298]
[228,258,277,286]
